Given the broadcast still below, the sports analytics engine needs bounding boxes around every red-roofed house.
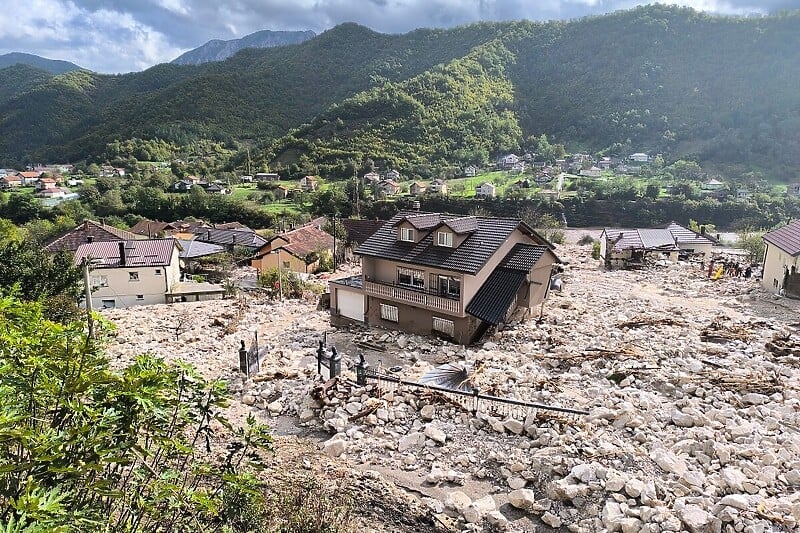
[762,220,800,297]
[251,224,335,274]
[44,219,142,253]
[0,175,23,189]
[35,177,58,191]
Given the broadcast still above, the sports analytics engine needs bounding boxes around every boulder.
[322,437,346,458]
[424,424,447,444]
[507,489,537,511]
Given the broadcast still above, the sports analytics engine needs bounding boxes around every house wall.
[90,251,179,309]
[364,296,480,344]
[677,242,713,258]
[253,249,309,274]
[363,257,465,312]
[330,284,365,324]
[462,229,536,299]
[762,243,800,294]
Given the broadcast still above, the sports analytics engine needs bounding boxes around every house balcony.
[364,278,461,314]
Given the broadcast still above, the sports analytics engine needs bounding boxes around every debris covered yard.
[101,243,800,532]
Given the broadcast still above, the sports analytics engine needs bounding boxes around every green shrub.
[591,241,601,260]
[258,267,307,299]
[577,234,595,245]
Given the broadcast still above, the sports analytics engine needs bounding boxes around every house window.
[400,227,415,242]
[380,303,398,322]
[129,272,139,281]
[136,294,144,300]
[432,317,455,337]
[282,261,290,269]
[155,269,162,275]
[101,299,115,309]
[91,275,108,288]
[398,267,424,289]
[437,231,453,247]
[439,276,461,298]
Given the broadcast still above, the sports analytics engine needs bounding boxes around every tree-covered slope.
[0,22,508,164]
[2,6,800,177]
[0,64,54,105]
[171,29,316,65]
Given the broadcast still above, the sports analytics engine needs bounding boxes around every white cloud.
[1,0,797,72]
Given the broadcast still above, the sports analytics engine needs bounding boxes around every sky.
[1,0,797,73]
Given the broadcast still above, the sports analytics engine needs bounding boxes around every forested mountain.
[171,29,316,65]
[0,52,82,74]
[1,6,799,178]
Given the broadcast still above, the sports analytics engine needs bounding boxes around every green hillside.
[2,6,800,178]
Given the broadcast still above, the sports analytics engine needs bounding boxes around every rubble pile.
[101,248,800,532]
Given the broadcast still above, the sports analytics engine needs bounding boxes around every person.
[744,266,752,279]
[707,261,714,279]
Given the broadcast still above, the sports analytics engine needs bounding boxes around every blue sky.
[1,0,796,73]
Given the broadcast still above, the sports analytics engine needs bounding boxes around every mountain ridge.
[171,29,316,65]
[0,52,82,74]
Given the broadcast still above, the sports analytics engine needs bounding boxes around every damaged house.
[762,220,800,297]
[600,228,680,268]
[329,212,559,344]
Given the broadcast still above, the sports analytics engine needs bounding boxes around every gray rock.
[420,404,436,421]
[718,494,749,511]
[677,504,719,533]
[541,511,562,528]
[463,495,496,523]
[398,432,422,452]
[444,490,471,514]
[625,478,645,498]
[424,424,447,444]
[507,488,537,511]
[503,418,524,435]
[322,437,346,458]
[650,447,688,476]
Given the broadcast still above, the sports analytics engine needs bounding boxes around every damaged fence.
[353,355,589,419]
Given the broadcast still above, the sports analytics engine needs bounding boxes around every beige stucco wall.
[253,249,310,274]
[762,243,800,293]
[364,297,479,344]
[90,248,180,309]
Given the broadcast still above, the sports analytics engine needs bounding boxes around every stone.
[625,478,645,498]
[444,491,471,515]
[463,495,496,523]
[299,408,315,423]
[650,447,688,476]
[677,504,718,533]
[541,511,562,528]
[602,501,624,532]
[671,410,696,427]
[398,432,422,452]
[420,404,436,421]
[507,489,537,511]
[241,394,256,406]
[424,424,447,444]
[503,418,524,435]
[570,463,598,483]
[605,473,626,492]
[718,494,749,511]
[267,400,283,415]
[322,437,346,458]
[486,510,509,529]
[619,517,644,533]
[720,467,748,492]
[507,476,527,490]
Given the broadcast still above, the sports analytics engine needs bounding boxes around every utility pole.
[276,249,283,301]
[332,212,337,273]
[82,258,94,339]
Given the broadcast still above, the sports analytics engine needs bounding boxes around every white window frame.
[91,274,108,288]
[437,231,453,247]
[129,271,139,282]
[101,299,116,309]
[154,268,162,275]
[136,294,144,301]
[398,267,424,289]
[432,317,455,337]
[400,227,415,242]
[380,303,398,322]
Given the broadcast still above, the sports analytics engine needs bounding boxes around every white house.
[475,182,496,198]
[629,153,650,163]
[464,165,478,177]
[579,166,602,178]
[497,154,520,170]
[762,220,800,297]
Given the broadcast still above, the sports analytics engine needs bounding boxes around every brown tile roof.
[342,219,385,245]
[763,220,800,256]
[258,225,334,261]
[44,220,141,253]
[74,239,180,268]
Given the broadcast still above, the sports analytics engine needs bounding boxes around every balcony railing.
[364,278,461,314]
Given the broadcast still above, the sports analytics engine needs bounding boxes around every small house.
[300,175,319,192]
[254,173,279,182]
[429,178,448,195]
[464,165,478,177]
[629,153,650,163]
[382,169,401,181]
[599,228,679,268]
[251,224,336,274]
[378,180,401,196]
[409,182,427,196]
[475,182,496,198]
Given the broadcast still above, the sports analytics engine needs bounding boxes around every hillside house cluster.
[330,212,559,344]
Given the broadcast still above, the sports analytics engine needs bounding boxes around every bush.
[591,241,601,260]
[577,234,595,245]
[544,229,566,245]
[737,230,766,262]
[258,267,307,299]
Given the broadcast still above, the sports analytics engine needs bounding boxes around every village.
[47,209,800,532]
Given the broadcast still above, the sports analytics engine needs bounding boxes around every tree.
[0,295,273,531]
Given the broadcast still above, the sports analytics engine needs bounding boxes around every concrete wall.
[364,296,480,344]
[253,249,310,274]
[762,243,800,294]
[90,250,180,309]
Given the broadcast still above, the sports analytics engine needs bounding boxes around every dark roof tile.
[763,220,800,256]
[44,220,140,253]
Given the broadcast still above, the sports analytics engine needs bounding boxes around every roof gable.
[44,220,140,253]
[763,220,800,256]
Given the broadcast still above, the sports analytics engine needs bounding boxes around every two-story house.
[330,212,559,344]
[475,182,496,198]
[762,220,800,297]
[74,239,183,308]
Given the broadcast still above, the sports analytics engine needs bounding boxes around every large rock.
[507,489,537,511]
[463,495,496,523]
[322,437,346,458]
[420,404,436,421]
[444,490,472,515]
[677,504,719,533]
[602,501,624,532]
[651,447,688,476]
[398,432,423,452]
[424,424,447,444]
[541,511,562,528]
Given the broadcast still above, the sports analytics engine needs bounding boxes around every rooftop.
[763,220,800,256]
[74,239,180,268]
[44,219,141,253]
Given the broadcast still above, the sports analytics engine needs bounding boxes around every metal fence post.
[238,340,248,377]
[329,346,341,378]
[355,353,368,386]
[317,340,325,376]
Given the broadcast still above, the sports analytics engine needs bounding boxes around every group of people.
[706,259,752,280]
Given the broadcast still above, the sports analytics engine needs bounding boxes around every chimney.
[118,242,126,266]
[87,235,93,243]
[412,200,420,211]
[700,225,706,235]
[84,220,90,230]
